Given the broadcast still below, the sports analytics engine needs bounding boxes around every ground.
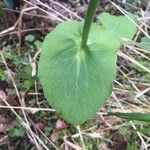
[0,0,150,150]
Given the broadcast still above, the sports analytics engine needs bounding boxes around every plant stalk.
[81,0,99,49]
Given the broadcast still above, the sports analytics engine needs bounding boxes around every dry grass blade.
[63,138,83,150]
[0,105,55,112]
[118,51,150,73]
[34,0,69,21]
[76,126,86,149]
[50,0,83,20]
[23,0,64,22]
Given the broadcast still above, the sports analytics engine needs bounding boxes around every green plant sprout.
[38,0,137,125]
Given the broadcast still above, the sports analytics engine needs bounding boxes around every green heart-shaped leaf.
[38,21,120,125]
[38,13,137,125]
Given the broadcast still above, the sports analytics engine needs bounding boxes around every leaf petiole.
[81,0,100,49]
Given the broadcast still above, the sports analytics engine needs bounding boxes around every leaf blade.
[97,12,137,40]
[38,13,137,125]
[38,21,120,125]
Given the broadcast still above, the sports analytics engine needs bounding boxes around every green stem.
[81,0,99,49]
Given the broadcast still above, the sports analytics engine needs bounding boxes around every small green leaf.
[5,45,12,51]
[8,120,25,137]
[0,68,7,80]
[34,40,42,49]
[25,34,35,42]
[128,142,138,150]
[139,37,150,51]
[97,12,137,41]
[9,127,25,137]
